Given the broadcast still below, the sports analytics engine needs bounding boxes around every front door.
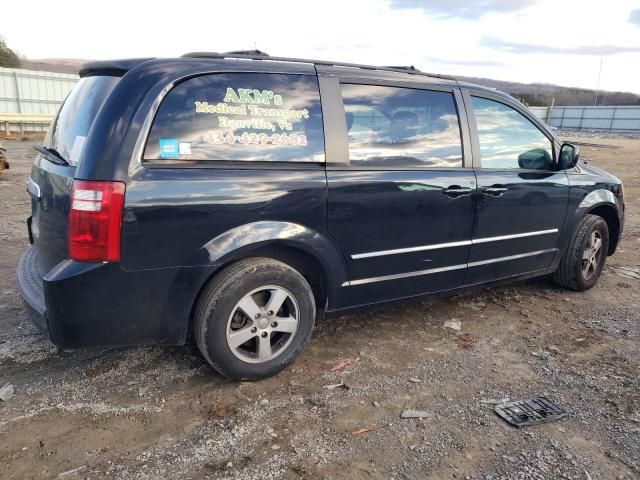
[464,92,569,285]
[324,80,476,306]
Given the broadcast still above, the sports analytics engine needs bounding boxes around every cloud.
[630,9,640,26]
[389,0,535,18]
[422,56,504,67]
[482,38,640,55]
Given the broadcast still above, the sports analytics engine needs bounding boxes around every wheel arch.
[586,204,620,255]
[185,221,349,324]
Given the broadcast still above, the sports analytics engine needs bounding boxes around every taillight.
[68,180,125,262]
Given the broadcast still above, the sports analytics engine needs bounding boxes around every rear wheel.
[554,214,609,291]
[194,258,316,380]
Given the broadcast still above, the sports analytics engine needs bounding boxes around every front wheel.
[194,258,316,380]
[554,214,609,291]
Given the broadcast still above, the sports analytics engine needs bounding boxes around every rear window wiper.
[33,145,69,166]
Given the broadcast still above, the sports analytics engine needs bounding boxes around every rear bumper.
[16,245,211,349]
[16,245,51,339]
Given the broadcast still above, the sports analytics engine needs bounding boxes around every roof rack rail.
[384,65,420,72]
[180,52,456,81]
[224,49,270,56]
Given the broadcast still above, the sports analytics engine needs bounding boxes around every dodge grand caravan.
[17,51,625,380]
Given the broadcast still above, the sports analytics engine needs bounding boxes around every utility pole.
[594,58,603,106]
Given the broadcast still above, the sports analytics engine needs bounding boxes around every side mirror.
[518,148,553,170]
[558,143,580,170]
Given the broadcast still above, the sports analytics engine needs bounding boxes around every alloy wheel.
[581,230,603,280]
[226,285,299,363]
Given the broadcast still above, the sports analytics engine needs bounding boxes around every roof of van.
[78,51,510,100]
[79,51,454,80]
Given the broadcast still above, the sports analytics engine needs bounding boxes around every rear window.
[144,73,325,163]
[45,76,119,166]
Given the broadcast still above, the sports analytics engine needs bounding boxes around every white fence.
[530,105,640,132]
[0,67,78,133]
[1,67,640,134]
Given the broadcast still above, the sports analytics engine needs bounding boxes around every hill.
[457,76,640,107]
[19,58,640,107]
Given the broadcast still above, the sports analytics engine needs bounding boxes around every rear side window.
[341,84,463,168]
[45,76,119,166]
[144,73,324,163]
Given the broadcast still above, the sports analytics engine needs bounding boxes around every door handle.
[482,185,508,197]
[442,185,472,197]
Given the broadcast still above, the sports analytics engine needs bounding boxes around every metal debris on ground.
[351,427,376,435]
[325,382,350,391]
[400,410,430,419]
[0,143,8,173]
[494,395,566,428]
[0,383,15,402]
[408,377,421,383]
[330,359,355,372]
[372,401,381,407]
[610,266,640,280]
[456,333,475,349]
[443,319,462,331]
[57,465,87,478]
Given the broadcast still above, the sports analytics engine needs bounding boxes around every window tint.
[341,84,463,168]
[144,73,324,163]
[471,96,553,170]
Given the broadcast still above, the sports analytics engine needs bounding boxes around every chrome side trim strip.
[467,248,558,268]
[470,229,558,245]
[344,263,467,287]
[351,240,471,260]
[345,248,558,286]
[350,228,558,260]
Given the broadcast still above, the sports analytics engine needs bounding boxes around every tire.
[553,214,609,291]
[194,257,316,380]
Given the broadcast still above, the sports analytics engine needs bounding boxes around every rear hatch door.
[30,75,120,272]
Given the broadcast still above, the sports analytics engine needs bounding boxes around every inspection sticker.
[178,142,192,155]
[159,139,179,158]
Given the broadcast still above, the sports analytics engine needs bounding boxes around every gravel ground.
[0,135,638,480]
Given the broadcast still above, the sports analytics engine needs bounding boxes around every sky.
[2,0,640,93]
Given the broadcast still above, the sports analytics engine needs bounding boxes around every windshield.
[45,76,119,166]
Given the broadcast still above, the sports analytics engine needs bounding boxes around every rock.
[401,410,430,419]
[260,399,269,405]
[408,378,421,383]
[443,319,462,331]
[0,383,15,402]
[138,386,149,398]
[373,401,381,408]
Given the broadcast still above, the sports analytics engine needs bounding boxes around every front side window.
[341,84,463,168]
[471,96,553,170]
[144,73,324,163]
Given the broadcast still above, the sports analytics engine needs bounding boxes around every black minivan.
[18,52,624,379]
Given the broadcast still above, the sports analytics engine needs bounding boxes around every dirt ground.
[0,135,638,480]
